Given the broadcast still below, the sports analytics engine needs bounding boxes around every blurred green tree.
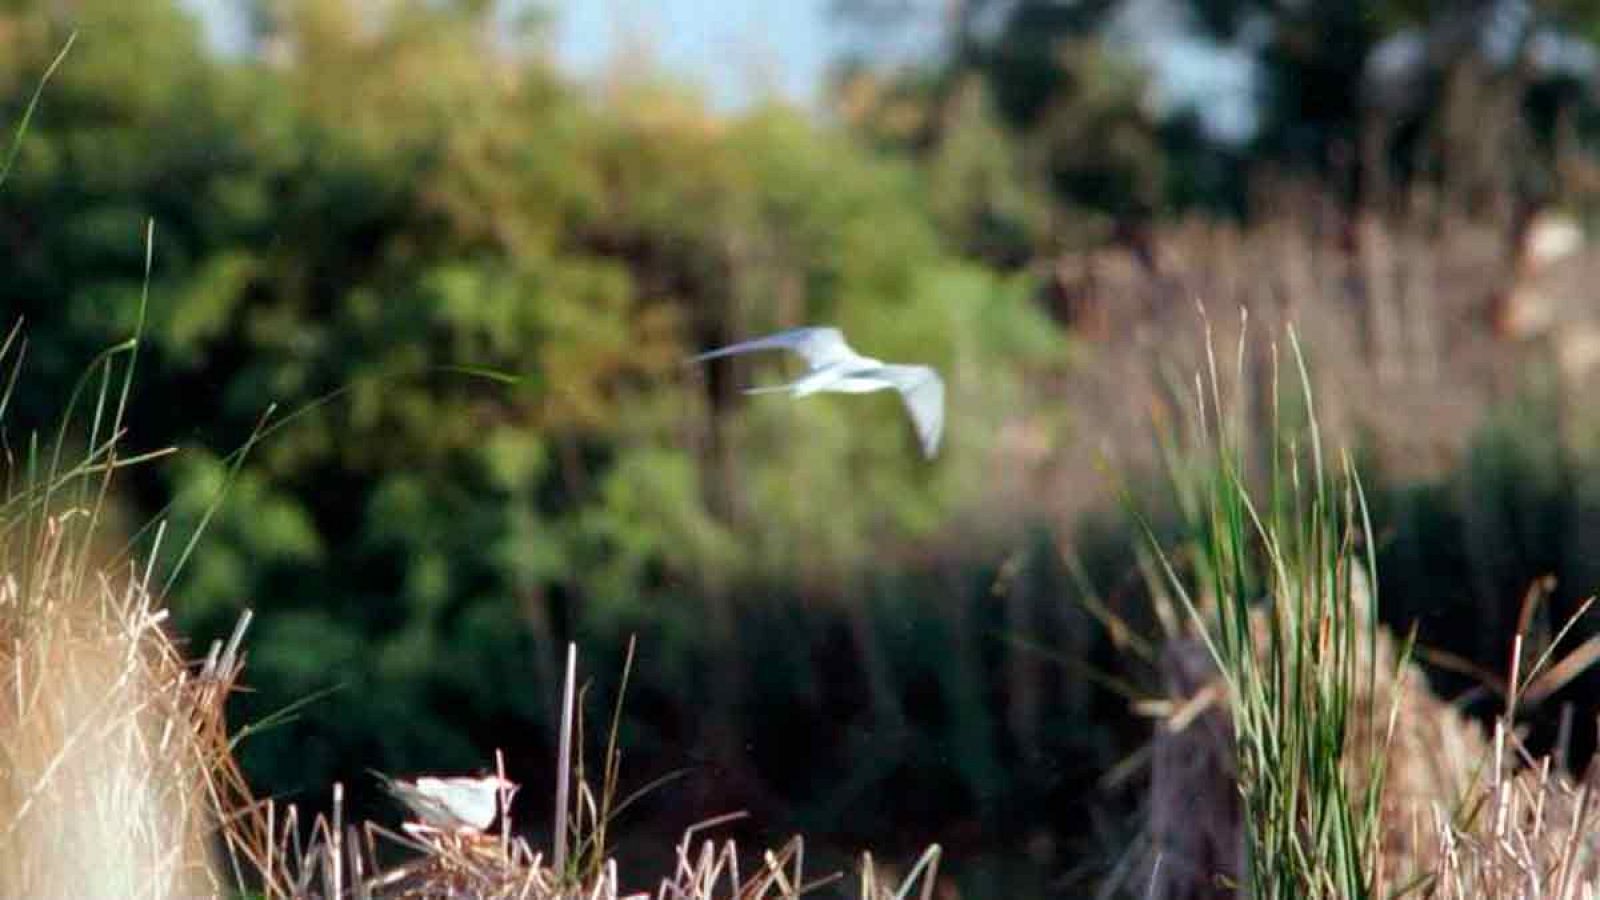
[0,0,1068,810]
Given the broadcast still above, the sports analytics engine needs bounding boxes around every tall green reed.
[1128,314,1405,898]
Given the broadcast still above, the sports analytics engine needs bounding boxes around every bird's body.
[692,326,944,458]
[373,771,517,833]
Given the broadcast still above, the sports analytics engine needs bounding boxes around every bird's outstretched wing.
[691,326,857,371]
[880,365,945,458]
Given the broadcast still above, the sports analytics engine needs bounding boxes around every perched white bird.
[692,326,945,458]
[373,771,518,833]
[1526,211,1584,269]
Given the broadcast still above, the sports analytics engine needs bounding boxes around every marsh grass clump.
[0,532,222,897]
[0,537,256,898]
[1115,313,1600,899]
[1127,315,1405,899]
[0,300,262,897]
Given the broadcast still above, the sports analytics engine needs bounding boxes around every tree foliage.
[0,0,1064,796]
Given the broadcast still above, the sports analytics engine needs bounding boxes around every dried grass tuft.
[0,514,259,898]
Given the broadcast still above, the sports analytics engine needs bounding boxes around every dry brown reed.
[263,803,942,900]
[0,513,257,898]
[1017,201,1600,540]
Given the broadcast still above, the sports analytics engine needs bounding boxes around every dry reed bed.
[0,519,253,897]
[1020,209,1600,533]
[266,798,942,899]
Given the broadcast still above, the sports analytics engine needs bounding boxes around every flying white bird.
[373,771,518,833]
[692,326,945,458]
